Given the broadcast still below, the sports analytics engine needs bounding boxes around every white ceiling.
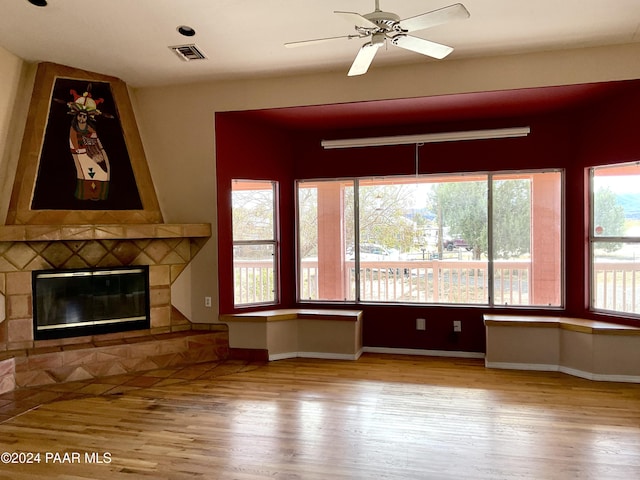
[2,0,640,87]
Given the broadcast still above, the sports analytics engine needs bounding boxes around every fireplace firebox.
[32,265,150,340]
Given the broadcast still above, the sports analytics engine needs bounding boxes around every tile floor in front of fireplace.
[0,359,265,423]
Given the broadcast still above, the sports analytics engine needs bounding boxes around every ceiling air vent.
[169,44,207,61]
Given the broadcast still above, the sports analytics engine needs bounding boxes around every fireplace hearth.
[32,266,150,340]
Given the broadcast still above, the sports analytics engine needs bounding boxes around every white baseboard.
[560,366,640,383]
[486,361,640,383]
[269,350,362,362]
[363,346,485,359]
[485,361,559,372]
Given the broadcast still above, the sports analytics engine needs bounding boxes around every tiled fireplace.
[0,63,226,393]
[0,223,229,393]
[0,223,213,350]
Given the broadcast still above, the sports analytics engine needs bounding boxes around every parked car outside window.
[443,237,471,251]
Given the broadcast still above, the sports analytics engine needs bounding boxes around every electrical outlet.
[416,318,426,330]
[205,296,212,307]
[453,320,462,332]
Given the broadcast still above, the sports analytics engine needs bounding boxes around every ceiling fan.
[285,1,470,76]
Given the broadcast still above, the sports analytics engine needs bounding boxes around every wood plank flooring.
[0,354,639,479]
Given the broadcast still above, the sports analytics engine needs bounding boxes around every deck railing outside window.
[301,259,528,304]
[236,259,639,311]
[593,261,640,315]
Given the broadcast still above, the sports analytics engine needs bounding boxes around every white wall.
[0,47,34,223]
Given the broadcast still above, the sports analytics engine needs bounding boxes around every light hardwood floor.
[1,354,639,479]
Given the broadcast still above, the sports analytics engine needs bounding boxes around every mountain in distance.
[618,193,640,219]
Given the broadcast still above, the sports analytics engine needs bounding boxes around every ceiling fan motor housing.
[361,11,400,33]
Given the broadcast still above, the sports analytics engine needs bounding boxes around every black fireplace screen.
[32,266,150,340]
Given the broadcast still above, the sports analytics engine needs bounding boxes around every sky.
[594,174,640,194]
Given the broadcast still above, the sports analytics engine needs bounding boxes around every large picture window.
[298,180,355,301]
[590,162,640,316]
[232,180,278,307]
[297,170,563,307]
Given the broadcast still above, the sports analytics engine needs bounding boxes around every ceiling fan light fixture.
[371,32,386,46]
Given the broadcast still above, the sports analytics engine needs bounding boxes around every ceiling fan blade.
[399,3,470,33]
[285,35,361,48]
[391,35,453,59]
[335,11,378,30]
[348,42,382,76]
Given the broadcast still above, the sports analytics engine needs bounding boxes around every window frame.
[231,179,280,308]
[296,169,564,309]
[589,162,640,318]
[295,178,355,302]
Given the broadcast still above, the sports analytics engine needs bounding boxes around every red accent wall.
[215,113,297,313]
[215,82,640,352]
